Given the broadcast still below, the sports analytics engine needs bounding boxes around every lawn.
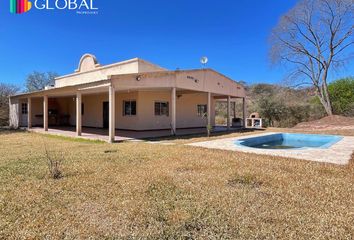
[0,129,353,239]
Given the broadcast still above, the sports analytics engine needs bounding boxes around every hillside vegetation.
[216,77,354,128]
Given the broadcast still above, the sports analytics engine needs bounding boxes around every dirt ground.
[294,115,354,130]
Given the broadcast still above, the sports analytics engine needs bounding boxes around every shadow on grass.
[0,127,105,144]
[143,128,265,142]
[0,127,26,135]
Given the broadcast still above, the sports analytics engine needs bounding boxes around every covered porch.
[12,69,247,143]
[18,89,246,142]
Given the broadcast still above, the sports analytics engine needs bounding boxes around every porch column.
[108,85,115,143]
[227,96,231,130]
[76,92,82,136]
[242,97,246,128]
[171,87,176,135]
[43,95,48,131]
[207,92,211,126]
[27,97,32,128]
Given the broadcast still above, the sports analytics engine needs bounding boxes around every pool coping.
[187,132,354,165]
[235,133,344,150]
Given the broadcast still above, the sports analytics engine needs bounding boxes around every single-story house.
[9,54,246,142]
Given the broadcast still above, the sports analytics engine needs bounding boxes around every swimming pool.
[235,133,343,149]
[188,132,353,164]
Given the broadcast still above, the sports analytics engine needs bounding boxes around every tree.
[26,71,58,92]
[270,0,353,115]
[0,83,19,126]
[328,77,354,115]
[246,84,325,127]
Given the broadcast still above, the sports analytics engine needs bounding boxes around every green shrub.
[328,77,354,116]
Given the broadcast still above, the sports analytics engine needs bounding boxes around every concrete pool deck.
[187,132,354,165]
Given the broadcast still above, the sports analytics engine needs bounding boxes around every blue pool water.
[236,133,342,149]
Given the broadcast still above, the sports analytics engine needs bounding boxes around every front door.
[103,102,109,128]
[20,102,28,127]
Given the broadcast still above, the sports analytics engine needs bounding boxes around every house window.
[123,100,136,116]
[81,103,84,115]
[197,104,207,117]
[155,101,169,116]
[21,103,28,114]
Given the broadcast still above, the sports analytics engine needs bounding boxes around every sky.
[0,0,353,89]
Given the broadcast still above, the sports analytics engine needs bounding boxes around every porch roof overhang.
[10,68,246,100]
[10,79,110,99]
[109,69,246,98]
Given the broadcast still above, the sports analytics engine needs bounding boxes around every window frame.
[154,101,169,116]
[197,104,207,117]
[123,100,137,116]
[21,103,28,115]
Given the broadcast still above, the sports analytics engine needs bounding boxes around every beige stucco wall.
[9,98,19,128]
[110,70,246,98]
[136,91,172,130]
[55,61,139,88]
[80,94,106,127]
[116,92,140,129]
[55,58,166,88]
[176,70,245,97]
[176,92,215,129]
[138,60,165,73]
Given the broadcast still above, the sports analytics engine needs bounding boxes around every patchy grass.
[0,130,353,239]
[43,133,106,144]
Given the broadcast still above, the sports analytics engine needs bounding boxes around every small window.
[155,102,169,116]
[81,103,84,115]
[21,103,28,114]
[197,104,207,117]
[123,100,136,116]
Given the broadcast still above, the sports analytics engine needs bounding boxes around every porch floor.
[28,126,234,142]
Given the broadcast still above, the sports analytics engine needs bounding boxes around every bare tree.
[26,71,58,92]
[0,83,19,126]
[270,0,353,115]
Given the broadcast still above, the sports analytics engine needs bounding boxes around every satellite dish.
[200,56,208,66]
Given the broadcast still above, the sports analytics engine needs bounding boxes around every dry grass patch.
[0,130,353,239]
[227,174,263,188]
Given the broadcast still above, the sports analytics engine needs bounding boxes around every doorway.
[103,101,109,128]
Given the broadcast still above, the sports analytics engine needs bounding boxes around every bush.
[43,142,63,179]
[328,77,354,116]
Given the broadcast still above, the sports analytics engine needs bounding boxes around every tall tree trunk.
[322,85,333,116]
[316,90,333,116]
[321,67,333,116]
